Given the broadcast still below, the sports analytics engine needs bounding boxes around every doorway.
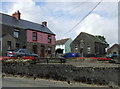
[40,45,45,57]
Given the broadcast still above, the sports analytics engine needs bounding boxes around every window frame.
[13,29,19,38]
[7,41,11,50]
[33,45,37,54]
[32,32,37,41]
[47,46,52,54]
[16,43,20,49]
[87,45,91,54]
[48,35,52,43]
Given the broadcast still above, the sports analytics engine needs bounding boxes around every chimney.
[12,10,21,20]
[42,21,47,26]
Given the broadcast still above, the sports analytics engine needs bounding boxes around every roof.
[107,44,120,52]
[56,38,71,45]
[0,13,55,35]
[0,33,15,39]
[82,32,107,44]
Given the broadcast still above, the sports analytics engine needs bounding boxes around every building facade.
[107,44,120,56]
[70,32,107,57]
[55,38,72,54]
[0,11,56,57]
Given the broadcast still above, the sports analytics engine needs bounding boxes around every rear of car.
[5,49,38,57]
[5,50,15,57]
[62,53,80,59]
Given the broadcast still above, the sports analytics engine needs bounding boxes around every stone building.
[70,32,107,57]
[107,44,120,56]
[0,11,56,57]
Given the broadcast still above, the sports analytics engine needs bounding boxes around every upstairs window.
[13,29,19,38]
[33,32,37,41]
[48,35,52,43]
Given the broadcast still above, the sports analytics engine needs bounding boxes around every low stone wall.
[2,62,120,86]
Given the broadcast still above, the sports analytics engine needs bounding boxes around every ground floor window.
[22,45,26,49]
[87,45,91,54]
[33,45,37,54]
[48,46,52,54]
[16,43,20,49]
[7,41,11,50]
[75,45,78,51]
[0,41,1,51]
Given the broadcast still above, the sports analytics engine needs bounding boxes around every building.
[70,32,107,57]
[107,44,120,56]
[0,11,56,57]
[55,38,72,54]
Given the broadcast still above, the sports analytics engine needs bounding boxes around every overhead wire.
[46,0,88,22]
[62,0,102,36]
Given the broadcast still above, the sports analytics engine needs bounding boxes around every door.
[40,45,45,57]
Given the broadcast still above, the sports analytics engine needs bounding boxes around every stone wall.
[2,63,120,86]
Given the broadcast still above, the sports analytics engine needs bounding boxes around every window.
[16,43,20,49]
[33,32,37,41]
[87,45,91,54]
[7,41,11,50]
[48,35,52,43]
[13,29,19,38]
[48,46,51,54]
[33,45,37,54]
[0,41,1,51]
[75,45,78,50]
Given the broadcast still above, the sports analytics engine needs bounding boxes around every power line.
[62,0,102,36]
[46,1,88,22]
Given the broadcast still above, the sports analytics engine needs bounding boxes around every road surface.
[2,76,108,87]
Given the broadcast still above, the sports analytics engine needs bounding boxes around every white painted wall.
[55,45,65,53]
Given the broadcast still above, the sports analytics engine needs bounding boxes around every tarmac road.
[2,76,108,87]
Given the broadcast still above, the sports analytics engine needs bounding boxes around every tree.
[95,35,109,48]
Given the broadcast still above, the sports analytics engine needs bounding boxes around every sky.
[0,0,119,47]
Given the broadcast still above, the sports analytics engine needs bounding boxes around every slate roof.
[107,44,120,52]
[0,13,55,35]
[56,38,71,45]
[82,32,107,44]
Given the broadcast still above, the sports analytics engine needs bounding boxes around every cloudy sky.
[0,0,119,47]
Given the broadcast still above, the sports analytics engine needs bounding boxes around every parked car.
[107,53,117,59]
[62,53,80,59]
[5,49,38,57]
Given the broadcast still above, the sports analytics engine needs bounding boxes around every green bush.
[115,56,120,60]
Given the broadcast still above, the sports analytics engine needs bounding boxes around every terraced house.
[0,11,56,57]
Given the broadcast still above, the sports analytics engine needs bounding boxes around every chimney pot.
[12,10,21,20]
[42,21,47,26]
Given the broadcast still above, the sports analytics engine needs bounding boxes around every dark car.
[5,49,38,57]
[62,53,80,59]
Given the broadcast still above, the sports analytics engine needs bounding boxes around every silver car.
[6,49,38,57]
